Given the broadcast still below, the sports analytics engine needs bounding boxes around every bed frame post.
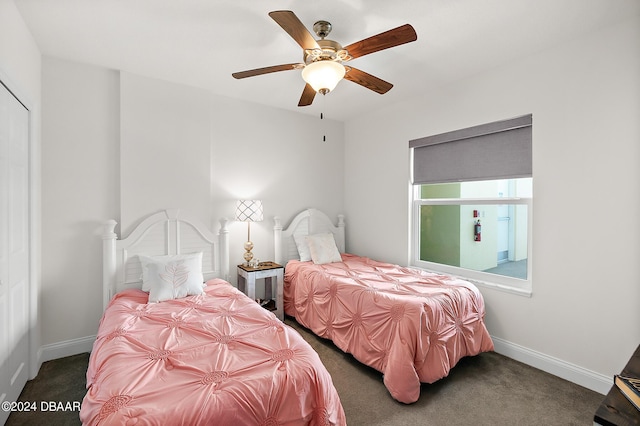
[273,216,282,265]
[337,214,346,252]
[219,217,229,281]
[102,219,118,310]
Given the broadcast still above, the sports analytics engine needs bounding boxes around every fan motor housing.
[312,20,332,38]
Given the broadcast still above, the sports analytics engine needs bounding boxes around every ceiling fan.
[232,10,417,107]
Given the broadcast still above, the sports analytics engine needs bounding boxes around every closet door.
[0,82,30,422]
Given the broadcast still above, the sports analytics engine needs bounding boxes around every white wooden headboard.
[273,208,345,265]
[102,209,229,310]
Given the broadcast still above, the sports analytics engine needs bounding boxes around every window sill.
[411,262,532,298]
[465,277,532,297]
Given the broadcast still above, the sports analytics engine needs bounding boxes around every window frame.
[410,185,533,297]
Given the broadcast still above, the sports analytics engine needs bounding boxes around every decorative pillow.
[293,234,312,261]
[306,233,342,265]
[138,253,204,302]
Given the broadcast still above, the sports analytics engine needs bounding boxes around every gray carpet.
[5,352,89,426]
[6,317,603,425]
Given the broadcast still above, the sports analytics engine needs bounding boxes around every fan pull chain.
[321,93,327,142]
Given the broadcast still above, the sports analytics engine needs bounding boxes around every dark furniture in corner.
[594,344,640,426]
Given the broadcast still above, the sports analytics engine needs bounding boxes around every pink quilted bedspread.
[81,279,345,425]
[284,254,494,404]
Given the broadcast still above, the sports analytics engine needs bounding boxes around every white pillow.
[293,234,312,261]
[138,253,204,302]
[306,233,342,265]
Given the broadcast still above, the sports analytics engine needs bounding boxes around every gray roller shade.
[410,114,532,184]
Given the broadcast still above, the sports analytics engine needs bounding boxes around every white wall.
[41,57,120,347]
[0,1,41,98]
[345,16,640,391]
[120,72,212,235]
[39,61,344,349]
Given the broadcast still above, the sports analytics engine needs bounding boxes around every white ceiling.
[15,0,640,121]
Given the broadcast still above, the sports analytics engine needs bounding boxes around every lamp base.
[243,241,254,266]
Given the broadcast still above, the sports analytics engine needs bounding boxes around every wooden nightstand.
[237,262,284,321]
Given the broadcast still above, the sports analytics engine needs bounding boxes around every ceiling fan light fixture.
[233,11,417,107]
[301,60,345,94]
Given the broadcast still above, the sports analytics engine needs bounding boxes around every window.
[409,115,532,296]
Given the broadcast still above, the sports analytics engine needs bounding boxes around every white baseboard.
[39,335,95,364]
[491,336,611,395]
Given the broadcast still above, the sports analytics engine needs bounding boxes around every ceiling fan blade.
[344,24,417,59]
[344,67,393,94]
[269,10,320,51]
[298,83,316,106]
[232,63,303,79]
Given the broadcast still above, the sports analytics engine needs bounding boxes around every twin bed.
[81,208,493,424]
[80,210,345,425]
[274,209,494,404]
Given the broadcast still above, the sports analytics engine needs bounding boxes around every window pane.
[419,203,528,280]
[421,178,532,199]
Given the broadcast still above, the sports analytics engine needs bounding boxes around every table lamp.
[235,200,263,266]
